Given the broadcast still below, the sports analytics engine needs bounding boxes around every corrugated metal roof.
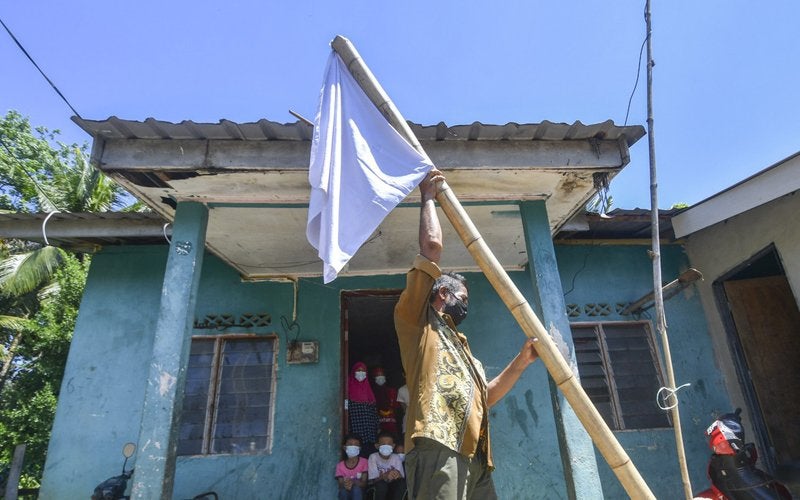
[0,211,164,224]
[0,212,169,249]
[0,209,676,249]
[555,208,679,241]
[72,117,646,147]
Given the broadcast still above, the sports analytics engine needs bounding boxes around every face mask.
[354,371,367,382]
[397,453,405,462]
[345,445,361,458]
[443,292,468,326]
[374,376,386,386]
[378,444,394,457]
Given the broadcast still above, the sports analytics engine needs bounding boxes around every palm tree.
[0,111,137,480]
[0,110,133,286]
[0,111,135,387]
[0,314,34,387]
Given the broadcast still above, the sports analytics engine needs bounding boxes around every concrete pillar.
[131,202,208,499]
[519,200,602,499]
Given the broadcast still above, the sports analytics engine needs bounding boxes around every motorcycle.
[92,442,136,500]
[694,409,791,500]
[92,443,218,500]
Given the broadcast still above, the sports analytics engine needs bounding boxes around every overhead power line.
[624,35,648,127]
[0,16,83,119]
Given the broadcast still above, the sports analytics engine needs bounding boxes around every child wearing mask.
[394,443,405,465]
[371,366,399,435]
[335,433,368,500]
[368,431,406,500]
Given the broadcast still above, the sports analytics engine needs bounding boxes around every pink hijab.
[348,361,376,403]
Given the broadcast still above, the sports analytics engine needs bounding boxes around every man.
[394,169,539,499]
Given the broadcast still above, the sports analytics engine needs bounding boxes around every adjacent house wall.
[554,243,731,497]
[681,192,800,442]
[41,240,731,498]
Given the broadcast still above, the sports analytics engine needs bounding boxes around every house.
[672,150,800,486]
[0,117,738,498]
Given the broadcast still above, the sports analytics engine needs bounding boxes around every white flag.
[306,52,433,283]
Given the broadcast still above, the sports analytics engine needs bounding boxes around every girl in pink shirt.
[335,433,368,500]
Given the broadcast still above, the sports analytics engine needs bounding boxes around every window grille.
[571,322,670,430]
[178,335,277,455]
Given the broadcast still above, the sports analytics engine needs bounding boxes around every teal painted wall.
[555,243,732,498]
[462,271,569,498]
[40,246,163,499]
[41,242,730,499]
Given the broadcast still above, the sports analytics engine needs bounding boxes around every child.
[372,366,399,435]
[394,443,405,465]
[335,433,368,500]
[367,431,406,500]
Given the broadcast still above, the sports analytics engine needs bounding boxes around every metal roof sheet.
[73,117,645,147]
[555,208,679,241]
[0,209,675,249]
[0,212,169,249]
[61,116,649,278]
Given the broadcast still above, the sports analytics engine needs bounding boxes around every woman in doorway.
[348,361,378,456]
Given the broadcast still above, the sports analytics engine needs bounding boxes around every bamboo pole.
[331,35,655,499]
[644,2,693,498]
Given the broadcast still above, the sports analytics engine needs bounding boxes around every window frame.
[179,333,279,456]
[570,320,671,431]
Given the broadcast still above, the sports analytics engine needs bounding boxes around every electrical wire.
[0,16,82,119]
[623,34,648,126]
[562,245,593,298]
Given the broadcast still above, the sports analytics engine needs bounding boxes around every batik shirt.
[394,255,492,468]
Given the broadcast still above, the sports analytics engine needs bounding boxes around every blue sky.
[2,1,798,209]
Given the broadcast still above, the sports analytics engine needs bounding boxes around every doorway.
[714,245,800,473]
[340,290,405,452]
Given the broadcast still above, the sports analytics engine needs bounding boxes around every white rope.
[42,210,59,246]
[162,223,172,244]
[657,382,691,410]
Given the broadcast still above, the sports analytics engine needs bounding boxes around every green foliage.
[0,245,65,297]
[671,202,689,209]
[0,384,57,484]
[0,253,87,482]
[0,110,129,213]
[0,111,136,485]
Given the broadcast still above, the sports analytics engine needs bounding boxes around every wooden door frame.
[339,289,403,442]
[712,244,785,473]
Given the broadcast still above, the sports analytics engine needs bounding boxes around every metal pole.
[4,444,26,500]
[644,3,693,498]
[331,34,655,499]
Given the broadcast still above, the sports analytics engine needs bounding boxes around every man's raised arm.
[419,169,445,264]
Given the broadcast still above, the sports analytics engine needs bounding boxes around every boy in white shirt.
[368,430,406,500]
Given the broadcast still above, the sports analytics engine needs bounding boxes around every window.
[571,322,670,430]
[178,335,277,456]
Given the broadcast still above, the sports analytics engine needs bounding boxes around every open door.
[341,291,404,454]
[716,246,800,474]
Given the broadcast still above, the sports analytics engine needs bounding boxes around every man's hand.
[487,338,540,407]
[343,477,353,491]
[518,338,539,366]
[419,169,445,202]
